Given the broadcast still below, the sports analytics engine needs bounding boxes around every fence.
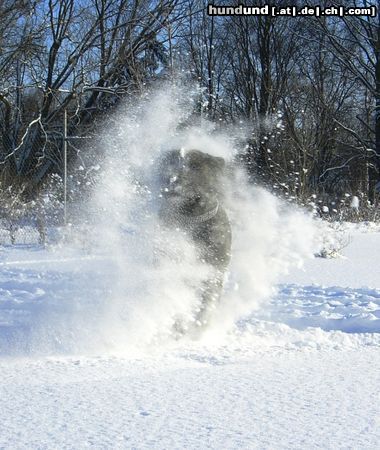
[0,110,95,245]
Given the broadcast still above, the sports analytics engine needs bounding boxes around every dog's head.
[158,149,225,208]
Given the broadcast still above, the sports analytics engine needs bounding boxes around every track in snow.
[258,283,380,333]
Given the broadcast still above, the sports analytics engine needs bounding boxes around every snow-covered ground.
[0,224,379,449]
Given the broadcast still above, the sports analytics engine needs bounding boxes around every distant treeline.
[0,0,379,203]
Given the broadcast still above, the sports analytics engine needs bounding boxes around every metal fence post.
[64,109,68,226]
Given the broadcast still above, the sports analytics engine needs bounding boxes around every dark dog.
[158,149,231,331]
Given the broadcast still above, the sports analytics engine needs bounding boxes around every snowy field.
[0,87,379,449]
[0,224,379,449]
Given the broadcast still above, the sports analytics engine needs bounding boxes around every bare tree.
[316,1,380,200]
[0,0,179,191]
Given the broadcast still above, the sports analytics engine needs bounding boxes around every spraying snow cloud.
[71,82,318,351]
[9,81,318,356]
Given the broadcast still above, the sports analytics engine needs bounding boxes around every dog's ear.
[210,155,225,172]
[216,156,225,169]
